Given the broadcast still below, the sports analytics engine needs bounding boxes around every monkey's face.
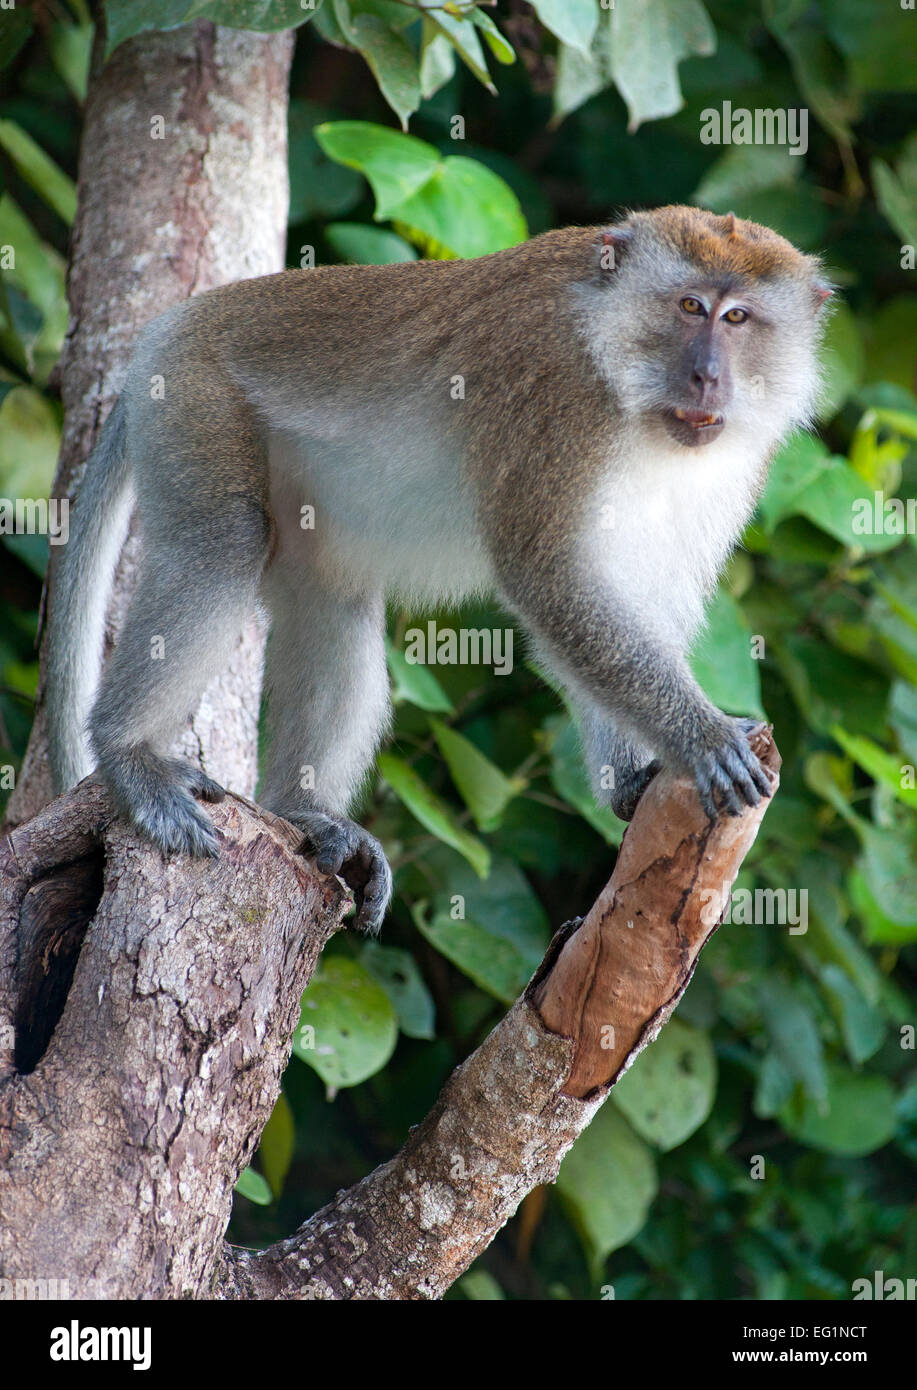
[635,272,830,454]
[579,208,833,457]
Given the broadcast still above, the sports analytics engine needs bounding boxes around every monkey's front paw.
[690,718,773,820]
[295,813,393,936]
[610,760,661,821]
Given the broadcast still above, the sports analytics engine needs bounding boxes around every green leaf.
[546,714,624,846]
[325,222,417,264]
[776,634,888,738]
[610,0,716,133]
[872,156,917,250]
[818,965,885,1065]
[690,588,765,718]
[758,432,832,533]
[815,302,864,423]
[890,679,917,766]
[862,300,917,394]
[849,865,917,947]
[386,639,453,712]
[107,0,316,52]
[392,156,527,259]
[552,34,608,124]
[830,726,917,811]
[316,122,527,256]
[530,0,599,55]
[425,9,495,93]
[693,143,802,210]
[360,940,435,1038]
[48,20,93,103]
[234,1166,273,1205]
[314,122,440,220]
[764,5,858,147]
[857,819,917,929]
[0,6,33,70]
[377,751,490,877]
[612,1019,717,1152]
[412,847,549,1001]
[0,195,68,362]
[430,718,521,831]
[419,23,457,100]
[779,1064,898,1157]
[0,386,61,500]
[756,975,828,1106]
[288,100,364,223]
[457,1269,506,1299]
[470,10,515,65]
[258,1090,295,1198]
[414,908,536,1003]
[293,957,398,1090]
[0,121,77,225]
[557,1105,658,1268]
[331,0,421,128]
[825,0,917,94]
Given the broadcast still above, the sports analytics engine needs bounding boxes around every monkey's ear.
[813,281,834,310]
[597,226,632,274]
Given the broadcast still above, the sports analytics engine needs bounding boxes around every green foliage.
[3,0,916,1301]
[293,956,398,1091]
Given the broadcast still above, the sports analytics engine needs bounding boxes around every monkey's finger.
[710,765,745,817]
[695,767,719,821]
[734,740,774,798]
[350,856,391,935]
[718,745,763,808]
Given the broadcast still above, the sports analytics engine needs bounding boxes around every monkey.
[45,206,832,934]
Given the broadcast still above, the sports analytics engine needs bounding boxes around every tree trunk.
[4,18,294,832]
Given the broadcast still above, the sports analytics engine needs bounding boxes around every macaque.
[46,206,831,932]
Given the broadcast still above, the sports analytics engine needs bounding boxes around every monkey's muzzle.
[667,407,725,447]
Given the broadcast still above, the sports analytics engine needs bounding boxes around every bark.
[4,18,294,831]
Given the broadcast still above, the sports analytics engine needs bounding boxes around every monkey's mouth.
[666,407,725,446]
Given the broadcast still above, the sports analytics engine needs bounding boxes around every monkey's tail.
[45,398,134,793]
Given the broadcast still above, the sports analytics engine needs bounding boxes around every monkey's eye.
[680,296,706,316]
[723,307,748,324]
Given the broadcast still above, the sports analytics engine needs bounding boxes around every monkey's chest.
[591,447,753,642]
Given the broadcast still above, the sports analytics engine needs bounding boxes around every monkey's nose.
[692,364,720,391]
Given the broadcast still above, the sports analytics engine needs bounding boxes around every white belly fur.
[265,412,492,606]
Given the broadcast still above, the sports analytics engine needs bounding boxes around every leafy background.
[1,0,916,1300]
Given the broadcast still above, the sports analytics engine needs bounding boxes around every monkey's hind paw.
[610,760,662,822]
[130,788,221,859]
[295,812,393,936]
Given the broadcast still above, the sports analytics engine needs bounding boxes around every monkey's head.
[582,206,833,452]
